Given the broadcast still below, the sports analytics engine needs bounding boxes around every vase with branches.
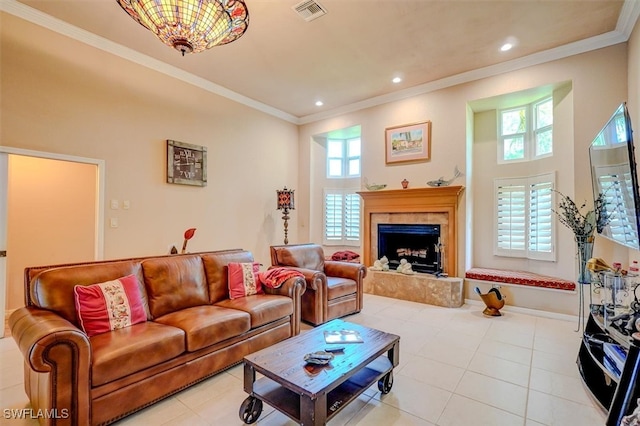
[553,190,609,284]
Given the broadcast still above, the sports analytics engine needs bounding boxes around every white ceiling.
[4,0,640,124]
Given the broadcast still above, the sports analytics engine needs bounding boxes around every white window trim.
[323,188,361,246]
[533,98,553,158]
[326,137,361,179]
[494,172,556,261]
[498,97,553,164]
[498,105,528,163]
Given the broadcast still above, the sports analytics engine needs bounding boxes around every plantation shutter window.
[324,193,343,241]
[344,193,361,241]
[494,173,555,261]
[528,179,554,259]
[323,189,361,246]
[496,183,526,253]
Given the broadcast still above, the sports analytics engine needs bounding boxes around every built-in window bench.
[465,268,577,315]
[465,267,576,292]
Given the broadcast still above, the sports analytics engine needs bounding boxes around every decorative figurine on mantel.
[427,166,463,187]
[364,177,387,191]
[371,256,390,271]
[401,179,409,189]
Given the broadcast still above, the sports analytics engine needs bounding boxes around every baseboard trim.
[464,298,579,322]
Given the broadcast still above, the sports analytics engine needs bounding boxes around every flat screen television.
[589,102,640,250]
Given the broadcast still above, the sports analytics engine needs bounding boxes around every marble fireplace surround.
[358,186,464,277]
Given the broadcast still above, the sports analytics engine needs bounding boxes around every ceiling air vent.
[293,0,327,22]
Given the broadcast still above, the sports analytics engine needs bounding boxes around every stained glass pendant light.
[117,0,249,55]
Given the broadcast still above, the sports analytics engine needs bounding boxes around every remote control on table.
[324,346,345,353]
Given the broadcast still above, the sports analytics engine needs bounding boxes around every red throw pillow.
[74,274,146,337]
[228,262,263,299]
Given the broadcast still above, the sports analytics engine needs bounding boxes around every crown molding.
[0,0,299,124]
[2,0,638,126]
[617,0,640,37]
[300,0,639,124]
[298,29,629,124]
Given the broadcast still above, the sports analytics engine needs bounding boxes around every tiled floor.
[0,294,606,425]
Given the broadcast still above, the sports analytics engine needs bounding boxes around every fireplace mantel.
[357,186,464,276]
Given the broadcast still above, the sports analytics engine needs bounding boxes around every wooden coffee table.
[239,319,400,425]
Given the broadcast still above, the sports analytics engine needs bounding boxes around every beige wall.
[3,10,640,314]
[1,13,299,308]
[471,83,575,279]
[300,44,628,271]
[7,156,96,308]
[299,44,631,314]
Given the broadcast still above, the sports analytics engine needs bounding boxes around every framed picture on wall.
[167,140,207,186]
[385,121,431,164]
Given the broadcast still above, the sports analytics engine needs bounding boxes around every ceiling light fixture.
[117,0,249,56]
[392,77,402,84]
[315,101,324,106]
[500,43,513,52]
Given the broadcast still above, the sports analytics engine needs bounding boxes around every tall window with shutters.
[323,189,361,246]
[494,173,555,260]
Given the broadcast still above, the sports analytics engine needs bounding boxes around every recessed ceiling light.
[501,43,513,52]
[392,77,402,84]
[315,100,324,107]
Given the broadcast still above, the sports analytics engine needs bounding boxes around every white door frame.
[0,147,105,337]
[0,153,7,338]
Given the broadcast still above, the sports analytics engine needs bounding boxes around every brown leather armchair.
[270,243,367,325]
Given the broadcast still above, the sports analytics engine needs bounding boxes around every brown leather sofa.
[9,249,306,426]
[270,244,366,326]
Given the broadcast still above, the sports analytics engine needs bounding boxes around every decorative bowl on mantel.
[364,177,387,191]
[365,183,387,191]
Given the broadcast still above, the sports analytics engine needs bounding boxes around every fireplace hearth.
[378,224,441,273]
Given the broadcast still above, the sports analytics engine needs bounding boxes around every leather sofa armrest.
[264,276,307,335]
[324,261,367,281]
[269,266,326,292]
[9,307,91,425]
[263,275,307,298]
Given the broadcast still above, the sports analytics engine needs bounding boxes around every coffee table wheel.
[378,371,394,394]
[239,396,263,424]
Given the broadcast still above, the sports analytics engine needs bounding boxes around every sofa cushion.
[29,260,146,325]
[326,276,357,300]
[74,274,147,337]
[228,262,263,299]
[142,255,209,318]
[201,250,255,304]
[215,294,293,329]
[90,321,185,387]
[154,305,251,351]
[273,244,325,271]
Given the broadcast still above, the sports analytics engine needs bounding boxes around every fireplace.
[378,224,441,273]
[358,186,464,276]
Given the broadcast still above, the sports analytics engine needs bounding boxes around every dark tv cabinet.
[578,305,640,425]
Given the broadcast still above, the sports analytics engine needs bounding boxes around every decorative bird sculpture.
[427,166,463,187]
